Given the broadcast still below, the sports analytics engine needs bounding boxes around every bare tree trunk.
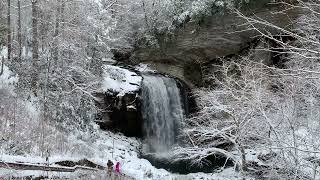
[0,56,4,76]
[53,0,61,65]
[17,0,22,64]
[31,0,39,96]
[12,95,17,143]
[239,144,247,172]
[142,1,150,31]
[59,0,65,70]
[7,0,11,62]
[234,116,247,173]
[40,56,51,157]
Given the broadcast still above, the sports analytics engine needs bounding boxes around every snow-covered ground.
[0,128,246,180]
[0,168,107,179]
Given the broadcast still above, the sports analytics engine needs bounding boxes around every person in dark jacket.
[107,160,114,177]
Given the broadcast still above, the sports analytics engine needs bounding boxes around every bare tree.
[31,0,39,95]
[0,56,4,76]
[173,57,273,174]
[7,0,11,62]
[52,0,62,66]
[17,0,22,64]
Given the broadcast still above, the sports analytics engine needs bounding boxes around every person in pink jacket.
[115,162,120,174]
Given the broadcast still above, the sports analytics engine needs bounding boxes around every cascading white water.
[140,75,230,174]
[141,75,185,155]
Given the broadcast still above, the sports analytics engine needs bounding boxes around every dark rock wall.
[130,0,301,87]
[95,91,143,137]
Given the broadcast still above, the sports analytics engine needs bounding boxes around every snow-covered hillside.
[0,63,244,180]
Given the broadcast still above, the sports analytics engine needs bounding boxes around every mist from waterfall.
[141,75,185,155]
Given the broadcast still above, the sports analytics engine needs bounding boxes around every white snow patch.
[21,47,32,58]
[0,46,8,59]
[101,65,142,94]
[0,47,18,89]
[135,63,156,73]
[102,57,117,64]
[186,168,249,180]
[0,65,18,88]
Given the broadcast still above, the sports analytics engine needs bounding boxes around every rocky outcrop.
[131,0,301,87]
[95,64,143,137]
[95,90,142,137]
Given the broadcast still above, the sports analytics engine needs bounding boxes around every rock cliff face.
[95,90,142,137]
[131,0,300,87]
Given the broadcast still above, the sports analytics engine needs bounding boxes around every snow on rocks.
[134,63,156,73]
[0,65,18,88]
[101,65,142,95]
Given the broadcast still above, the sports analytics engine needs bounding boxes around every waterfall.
[141,75,185,154]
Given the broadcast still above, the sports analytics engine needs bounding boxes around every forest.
[1,0,320,179]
